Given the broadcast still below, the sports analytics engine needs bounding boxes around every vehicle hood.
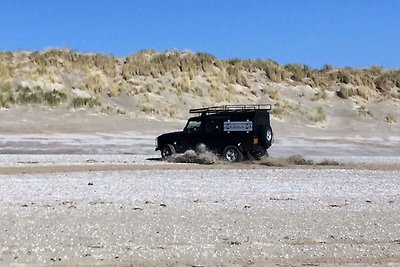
[157,131,184,139]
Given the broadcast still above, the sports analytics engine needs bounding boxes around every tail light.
[253,136,259,145]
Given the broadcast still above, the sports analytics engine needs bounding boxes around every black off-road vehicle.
[155,105,273,162]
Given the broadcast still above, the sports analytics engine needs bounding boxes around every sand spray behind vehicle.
[168,149,220,164]
[167,150,340,166]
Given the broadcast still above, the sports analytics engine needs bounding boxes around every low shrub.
[72,97,101,108]
[17,86,44,104]
[16,86,67,106]
[43,90,67,106]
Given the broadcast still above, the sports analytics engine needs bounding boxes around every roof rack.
[189,104,272,114]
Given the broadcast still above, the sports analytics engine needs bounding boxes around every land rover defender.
[155,104,273,162]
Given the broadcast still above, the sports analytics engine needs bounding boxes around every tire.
[161,144,176,159]
[222,146,243,162]
[266,128,273,143]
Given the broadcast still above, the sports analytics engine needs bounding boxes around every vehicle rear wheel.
[265,128,273,145]
[161,144,176,159]
[223,146,243,162]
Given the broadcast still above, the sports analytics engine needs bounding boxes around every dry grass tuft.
[167,105,178,117]
[139,102,157,114]
[82,74,104,93]
[43,90,68,106]
[357,105,373,117]
[337,85,355,99]
[266,89,280,100]
[271,101,298,118]
[309,107,327,123]
[0,62,11,80]
[210,83,231,102]
[312,88,328,101]
[261,60,286,82]
[108,81,123,97]
[71,97,101,109]
[0,82,15,108]
[337,85,375,100]
[356,85,375,100]
[385,113,397,124]
[16,86,67,106]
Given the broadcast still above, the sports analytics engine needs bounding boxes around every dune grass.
[309,107,327,123]
[271,101,299,118]
[71,96,101,109]
[16,86,67,106]
[357,105,373,117]
[6,49,400,99]
[0,82,15,108]
[1,49,400,117]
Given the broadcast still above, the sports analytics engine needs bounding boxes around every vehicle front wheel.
[161,144,176,159]
[222,146,243,162]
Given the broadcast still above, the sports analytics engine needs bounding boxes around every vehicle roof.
[189,104,271,115]
[188,109,269,120]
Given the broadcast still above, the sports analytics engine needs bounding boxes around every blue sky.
[0,1,399,69]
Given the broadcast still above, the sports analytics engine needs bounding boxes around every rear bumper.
[249,144,270,153]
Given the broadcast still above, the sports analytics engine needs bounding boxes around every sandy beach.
[0,109,399,266]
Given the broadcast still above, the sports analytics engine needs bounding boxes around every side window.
[184,120,202,133]
[206,120,222,134]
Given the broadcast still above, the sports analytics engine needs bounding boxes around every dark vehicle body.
[155,105,273,161]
